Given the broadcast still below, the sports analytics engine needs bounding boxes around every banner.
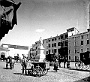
[67,27,74,32]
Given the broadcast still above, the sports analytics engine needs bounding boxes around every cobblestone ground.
[0,61,90,82]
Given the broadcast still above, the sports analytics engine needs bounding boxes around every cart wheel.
[35,66,43,77]
[42,69,48,75]
[33,69,37,76]
[28,70,32,75]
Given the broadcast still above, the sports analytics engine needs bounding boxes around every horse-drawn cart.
[25,61,50,77]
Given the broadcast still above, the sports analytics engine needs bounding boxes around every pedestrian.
[21,54,27,75]
[58,54,61,67]
[53,59,58,72]
[9,56,13,69]
[67,61,70,68]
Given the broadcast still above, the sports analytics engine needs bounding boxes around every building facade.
[29,32,68,61]
[29,40,41,60]
[68,30,90,61]
[1,44,29,58]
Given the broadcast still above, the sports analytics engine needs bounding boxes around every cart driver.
[27,60,34,69]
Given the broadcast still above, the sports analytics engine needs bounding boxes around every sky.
[0,0,89,47]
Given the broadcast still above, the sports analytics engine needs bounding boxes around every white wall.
[8,48,29,58]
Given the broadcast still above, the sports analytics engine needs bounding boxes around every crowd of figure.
[4,54,71,75]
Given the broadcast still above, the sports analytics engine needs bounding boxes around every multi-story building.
[43,32,68,61]
[29,40,41,60]
[29,32,68,61]
[68,30,90,61]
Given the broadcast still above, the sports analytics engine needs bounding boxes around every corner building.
[68,30,90,61]
[43,32,68,61]
[29,32,68,61]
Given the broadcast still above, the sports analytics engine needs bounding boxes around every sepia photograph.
[0,0,90,82]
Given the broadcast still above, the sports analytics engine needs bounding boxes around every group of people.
[53,59,70,72]
[6,56,15,69]
[5,54,31,74]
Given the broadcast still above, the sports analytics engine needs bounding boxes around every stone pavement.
[0,61,90,82]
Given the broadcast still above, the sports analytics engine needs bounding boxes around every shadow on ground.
[3,67,12,70]
[13,72,45,77]
[68,68,90,72]
[13,73,23,75]
[59,67,90,72]
[74,76,90,82]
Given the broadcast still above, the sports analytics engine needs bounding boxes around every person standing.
[58,54,61,67]
[53,59,58,72]
[21,54,27,75]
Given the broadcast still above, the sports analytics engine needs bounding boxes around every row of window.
[44,34,68,43]
[69,48,89,54]
[81,40,89,45]
[46,49,58,54]
[81,34,89,39]
[48,41,68,48]
[68,56,79,61]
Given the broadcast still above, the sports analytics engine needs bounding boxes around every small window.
[52,38,54,41]
[55,38,57,41]
[46,51,48,54]
[65,34,68,38]
[48,39,50,42]
[61,35,63,39]
[74,42,76,46]
[54,49,57,53]
[87,34,89,39]
[87,48,89,51]
[81,35,84,39]
[61,42,63,47]
[54,43,56,47]
[69,56,71,60]
[75,56,79,62]
[58,37,60,40]
[52,49,54,53]
[52,44,54,47]
[65,41,68,46]
[69,50,70,54]
[48,50,50,54]
[75,49,77,54]
[87,40,89,44]
[81,49,83,53]
[81,41,83,45]
[48,44,50,48]
[58,42,61,46]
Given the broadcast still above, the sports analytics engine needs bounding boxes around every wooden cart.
[26,61,50,77]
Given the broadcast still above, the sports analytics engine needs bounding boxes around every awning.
[0,46,10,51]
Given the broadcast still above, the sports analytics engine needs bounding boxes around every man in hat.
[53,59,59,72]
[21,54,27,75]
